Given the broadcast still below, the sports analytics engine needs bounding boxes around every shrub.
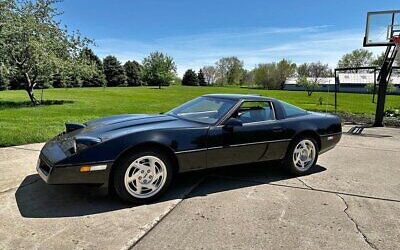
[365,81,396,94]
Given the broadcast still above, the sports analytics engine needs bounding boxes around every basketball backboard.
[364,10,400,47]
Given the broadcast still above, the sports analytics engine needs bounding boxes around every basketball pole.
[334,69,337,113]
[372,69,376,103]
[374,66,389,127]
[373,41,399,127]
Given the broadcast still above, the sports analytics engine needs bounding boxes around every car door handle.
[272,127,283,132]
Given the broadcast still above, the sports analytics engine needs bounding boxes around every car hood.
[85,114,165,127]
[65,114,191,140]
[42,113,197,164]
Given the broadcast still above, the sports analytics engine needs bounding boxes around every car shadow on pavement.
[15,163,326,218]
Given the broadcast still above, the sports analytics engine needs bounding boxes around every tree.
[296,62,330,96]
[81,48,103,69]
[242,69,255,87]
[338,49,374,68]
[276,59,296,89]
[201,66,217,85]
[372,52,400,68]
[251,59,296,89]
[197,69,207,86]
[124,60,142,86]
[297,63,309,77]
[254,64,271,89]
[141,51,176,89]
[103,56,126,87]
[253,63,281,89]
[0,0,95,104]
[258,63,276,89]
[309,62,331,79]
[0,64,9,90]
[52,73,64,88]
[297,76,319,96]
[79,48,106,87]
[372,52,385,67]
[172,75,182,85]
[182,69,199,86]
[215,57,244,85]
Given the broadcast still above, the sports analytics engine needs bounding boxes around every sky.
[58,0,400,76]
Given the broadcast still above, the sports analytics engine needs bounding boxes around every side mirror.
[224,117,243,128]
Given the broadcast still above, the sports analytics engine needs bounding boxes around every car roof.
[203,93,275,101]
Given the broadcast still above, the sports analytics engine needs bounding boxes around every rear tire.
[113,150,173,204]
[284,137,318,175]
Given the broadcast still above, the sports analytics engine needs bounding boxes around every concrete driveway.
[0,126,399,250]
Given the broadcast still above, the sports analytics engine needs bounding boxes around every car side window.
[280,101,307,118]
[235,101,274,123]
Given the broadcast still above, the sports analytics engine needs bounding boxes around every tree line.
[185,49,398,93]
[0,0,177,103]
[190,57,330,91]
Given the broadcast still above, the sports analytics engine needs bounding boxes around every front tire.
[284,137,318,175]
[113,150,173,204]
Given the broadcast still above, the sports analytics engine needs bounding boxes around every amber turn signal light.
[80,165,91,173]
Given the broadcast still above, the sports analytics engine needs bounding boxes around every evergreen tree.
[81,48,103,69]
[124,60,142,86]
[52,73,64,88]
[103,56,126,86]
[197,69,207,86]
[182,69,199,86]
[79,48,106,87]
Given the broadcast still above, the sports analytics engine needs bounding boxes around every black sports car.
[37,94,342,203]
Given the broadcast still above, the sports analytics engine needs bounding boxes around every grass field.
[1,85,399,146]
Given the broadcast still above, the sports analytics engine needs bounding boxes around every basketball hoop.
[363,10,400,127]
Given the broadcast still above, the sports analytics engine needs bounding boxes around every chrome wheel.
[292,139,316,171]
[124,155,167,198]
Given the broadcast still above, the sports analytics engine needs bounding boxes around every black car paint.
[37,95,342,185]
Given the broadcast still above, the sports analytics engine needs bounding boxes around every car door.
[206,101,289,168]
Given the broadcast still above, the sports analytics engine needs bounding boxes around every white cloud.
[93,25,385,76]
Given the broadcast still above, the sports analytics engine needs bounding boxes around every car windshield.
[167,97,237,124]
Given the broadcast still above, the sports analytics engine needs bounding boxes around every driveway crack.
[336,194,378,250]
[296,177,313,190]
[125,176,207,250]
[297,178,378,250]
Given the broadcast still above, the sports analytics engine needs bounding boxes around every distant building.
[284,74,400,94]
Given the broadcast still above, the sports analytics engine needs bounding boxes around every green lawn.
[1,85,399,147]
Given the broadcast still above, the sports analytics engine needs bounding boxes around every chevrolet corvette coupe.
[37,94,342,203]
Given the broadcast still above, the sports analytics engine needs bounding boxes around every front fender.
[55,127,208,167]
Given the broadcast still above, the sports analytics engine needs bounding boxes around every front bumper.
[37,154,112,185]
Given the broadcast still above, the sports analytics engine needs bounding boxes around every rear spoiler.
[65,123,86,133]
